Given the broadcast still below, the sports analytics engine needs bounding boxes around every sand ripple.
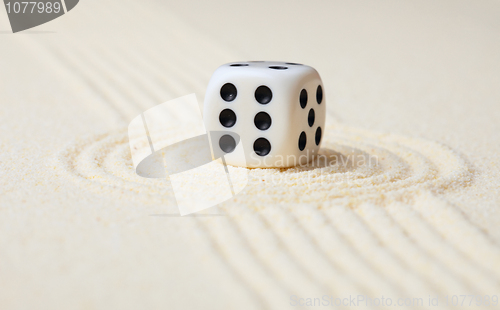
[57,124,473,204]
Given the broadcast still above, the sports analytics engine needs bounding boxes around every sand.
[1,0,500,309]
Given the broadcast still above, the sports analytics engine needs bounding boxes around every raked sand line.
[354,202,492,295]
[385,201,500,294]
[413,193,500,281]
[54,124,486,303]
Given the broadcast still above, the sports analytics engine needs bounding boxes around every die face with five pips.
[203,61,325,168]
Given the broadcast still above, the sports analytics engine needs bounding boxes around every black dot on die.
[298,132,307,151]
[308,109,315,127]
[316,85,323,104]
[254,112,272,130]
[269,66,288,70]
[300,89,308,109]
[315,127,322,145]
[253,138,271,156]
[255,85,273,104]
[219,109,237,128]
[220,83,237,102]
[230,63,248,67]
[219,135,236,153]
[285,62,302,65]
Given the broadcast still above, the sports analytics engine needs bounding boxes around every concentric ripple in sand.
[56,124,473,205]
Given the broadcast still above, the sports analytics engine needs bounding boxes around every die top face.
[203,61,325,168]
[215,61,319,82]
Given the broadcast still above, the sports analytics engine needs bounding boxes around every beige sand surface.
[1,0,500,309]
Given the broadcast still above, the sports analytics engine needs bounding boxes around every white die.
[203,61,325,168]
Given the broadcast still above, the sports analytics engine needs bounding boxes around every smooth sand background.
[1,0,500,309]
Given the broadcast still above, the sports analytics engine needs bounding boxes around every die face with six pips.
[203,61,325,168]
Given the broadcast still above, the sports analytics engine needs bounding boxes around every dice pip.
[203,61,325,168]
